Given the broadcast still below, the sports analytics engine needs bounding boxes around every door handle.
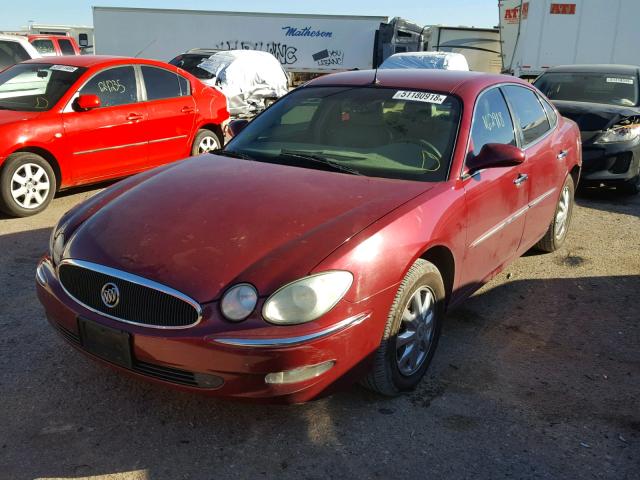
[557,150,568,160]
[514,173,528,186]
[127,113,144,122]
[181,106,196,114]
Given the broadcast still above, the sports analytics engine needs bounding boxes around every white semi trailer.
[423,26,502,73]
[499,0,640,78]
[93,7,425,73]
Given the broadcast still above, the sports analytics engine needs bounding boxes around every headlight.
[263,271,353,325]
[220,283,258,321]
[595,124,640,143]
[49,227,65,266]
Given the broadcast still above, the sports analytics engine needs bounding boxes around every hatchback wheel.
[0,152,56,217]
[362,259,444,396]
[192,129,222,155]
[535,174,575,253]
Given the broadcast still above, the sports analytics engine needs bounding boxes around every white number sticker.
[392,90,448,104]
[50,65,78,73]
[606,77,634,84]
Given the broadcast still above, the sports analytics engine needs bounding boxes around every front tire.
[362,259,445,396]
[0,152,56,217]
[191,129,222,156]
[535,174,575,253]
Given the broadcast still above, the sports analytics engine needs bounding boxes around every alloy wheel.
[395,286,436,376]
[554,185,571,239]
[11,163,51,209]
[198,136,219,154]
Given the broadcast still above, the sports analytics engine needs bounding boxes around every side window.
[141,66,189,101]
[0,41,30,69]
[31,39,56,55]
[469,87,516,158]
[503,85,551,145]
[80,66,138,108]
[539,95,558,128]
[58,39,76,55]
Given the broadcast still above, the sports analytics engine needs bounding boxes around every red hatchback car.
[0,56,228,216]
[37,69,581,403]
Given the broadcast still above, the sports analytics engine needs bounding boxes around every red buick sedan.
[36,69,581,402]
[0,56,228,216]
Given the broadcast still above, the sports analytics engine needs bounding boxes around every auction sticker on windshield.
[606,77,634,84]
[392,91,448,104]
[50,65,78,73]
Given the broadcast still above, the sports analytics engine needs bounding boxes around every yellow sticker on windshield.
[392,90,447,104]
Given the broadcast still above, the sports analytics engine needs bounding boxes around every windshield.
[169,54,214,80]
[534,72,639,107]
[0,63,86,111]
[225,86,461,182]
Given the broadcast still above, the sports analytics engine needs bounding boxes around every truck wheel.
[535,174,575,253]
[192,129,221,155]
[361,259,444,396]
[0,152,56,217]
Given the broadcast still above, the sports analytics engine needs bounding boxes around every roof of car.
[306,69,529,95]
[544,64,640,74]
[23,55,170,68]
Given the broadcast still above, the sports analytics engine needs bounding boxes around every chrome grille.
[58,260,201,328]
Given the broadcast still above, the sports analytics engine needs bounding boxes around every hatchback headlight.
[263,271,353,325]
[596,124,640,143]
[220,283,258,321]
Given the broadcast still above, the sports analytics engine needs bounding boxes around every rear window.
[0,40,30,69]
[503,85,551,145]
[58,39,76,55]
[141,66,190,100]
[31,39,56,55]
[534,72,639,107]
[169,54,214,80]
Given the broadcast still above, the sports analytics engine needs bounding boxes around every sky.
[0,1,499,31]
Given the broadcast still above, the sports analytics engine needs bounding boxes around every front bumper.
[581,138,640,183]
[36,258,391,403]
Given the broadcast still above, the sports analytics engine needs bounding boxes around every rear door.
[501,85,560,250]
[57,38,78,56]
[461,86,529,290]
[63,65,149,182]
[140,65,196,167]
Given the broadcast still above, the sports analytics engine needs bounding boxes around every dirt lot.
[0,184,638,480]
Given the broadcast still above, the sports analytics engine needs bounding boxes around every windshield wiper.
[280,149,362,176]
[212,149,255,160]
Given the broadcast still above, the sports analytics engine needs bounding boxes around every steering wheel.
[399,139,442,171]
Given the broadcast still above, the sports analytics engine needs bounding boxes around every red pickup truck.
[28,35,81,56]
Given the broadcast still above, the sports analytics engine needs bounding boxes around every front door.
[63,65,149,183]
[140,65,197,167]
[461,87,529,290]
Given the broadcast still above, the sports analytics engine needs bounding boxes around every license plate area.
[78,317,132,369]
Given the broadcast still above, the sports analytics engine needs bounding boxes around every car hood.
[65,155,433,303]
[0,110,41,127]
[551,100,640,142]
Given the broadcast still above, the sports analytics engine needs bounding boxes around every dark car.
[37,69,580,403]
[168,48,221,81]
[534,64,640,194]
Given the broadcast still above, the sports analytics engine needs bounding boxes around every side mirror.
[466,143,525,173]
[225,119,249,139]
[74,94,101,111]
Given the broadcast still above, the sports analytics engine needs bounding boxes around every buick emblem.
[100,282,120,308]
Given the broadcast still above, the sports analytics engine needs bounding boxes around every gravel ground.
[0,184,638,480]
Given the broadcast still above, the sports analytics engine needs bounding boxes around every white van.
[379,51,470,71]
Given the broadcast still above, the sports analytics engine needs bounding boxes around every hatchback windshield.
[225,86,461,181]
[0,63,85,111]
[534,72,639,107]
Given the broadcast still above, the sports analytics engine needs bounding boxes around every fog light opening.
[265,360,335,385]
